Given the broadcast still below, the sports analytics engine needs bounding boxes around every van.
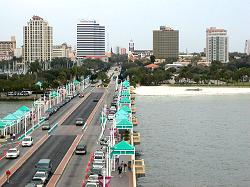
[35,159,52,175]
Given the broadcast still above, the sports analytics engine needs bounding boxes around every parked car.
[25,180,44,187]
[75,144,87,155]
[42,122,51,130]
[99,137,109,146]
[75,118,84,126]
[87,174,99,183]
[110,106,116,112]
[42,112,50,120]
[22,136,33,147]
[6,148,20,158]
[32,171,49,184]
[108,113,115,120]
[35,159,52,175]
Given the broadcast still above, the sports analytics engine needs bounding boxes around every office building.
[52,43,72,59]
[206,27,229,63]
[129,40,134,52]
[0,36,16,60]
[120,48,127,55]
[23,16,52,63]
[116,46,120,54]
[77,20,105,59]
[153,26,179,59]
[245,40,250,55]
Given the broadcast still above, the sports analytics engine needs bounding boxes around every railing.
[48,123,58,135]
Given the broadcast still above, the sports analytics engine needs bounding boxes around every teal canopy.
[73,80,80,85]
[119,97,131,104]
[122,80,130,88]
[0,121,6,129]
[119,105,132,113]
[111,140,135,157]
[116,118,133,129]
[18,105,30,112]
[3,114,19,121]
[120,90,130,97]
[50,91,59,97]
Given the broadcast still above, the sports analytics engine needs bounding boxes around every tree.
[29,60,42,81]
[150,55,156,63]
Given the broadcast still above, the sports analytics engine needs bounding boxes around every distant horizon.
[1,0,250,53]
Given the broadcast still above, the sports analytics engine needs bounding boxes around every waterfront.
[0,101,33,118]
[136,94,250,187]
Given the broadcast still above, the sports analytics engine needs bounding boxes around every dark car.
[93,98,99,102]
[75,144,87,155]
[79,93,84,98]
[42,122,51,130]
[35,159,52,175]
[75,118,84,126]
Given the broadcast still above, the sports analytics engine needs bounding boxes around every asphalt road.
[3,135,76,187]
[56,80,117,187]
[61,92,103,126]
[0,86,92,176]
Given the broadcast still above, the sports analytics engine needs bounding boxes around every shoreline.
[134,86,250,96]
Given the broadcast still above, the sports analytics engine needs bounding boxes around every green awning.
[0,121,7,129]
[110,140,135,157]
[3,114,19,121]
[120,90,130,96]
[119,105,132,113]
[50,91,59,97]
[73,80,80,85]
[119,97,131,104]
[122,80,130,88]
[18,105,30,112]
[12,110,26,119]
[116,118,133,129]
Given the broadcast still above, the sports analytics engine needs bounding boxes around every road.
[3,135,76,187]
[56,78,117,187]
[0,86,92,176]
[2,90,103,187]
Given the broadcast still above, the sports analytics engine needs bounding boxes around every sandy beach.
[135,86,250,96]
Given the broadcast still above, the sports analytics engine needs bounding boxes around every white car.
[22,136,33,147]
[108,113,114,120]
[32,171,49,184]
[85,182,99,187]
[87,174,99,183]
[6,148,20,158]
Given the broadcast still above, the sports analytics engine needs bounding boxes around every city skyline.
[1,0,250,52]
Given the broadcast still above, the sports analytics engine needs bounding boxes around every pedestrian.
[115,155,120,165]
[121,161,124,170]
[118,165,122,177]
[12,133,16,140]
[124,162,127,172]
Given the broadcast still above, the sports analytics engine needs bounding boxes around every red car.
[79,93,84,98]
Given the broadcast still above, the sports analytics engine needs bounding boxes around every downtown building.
[0,36,16,60]
[76,20,106,60]
[153,26,179,60]
[206,27,229,63]
[23,16,53,66]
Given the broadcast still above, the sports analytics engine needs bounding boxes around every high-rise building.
[206,27,229,63]
[52,43,72,59]
[153,26,179,59]
[0,36,16,60]
[120,48,127,55]
[129,40,134,52]
[116,46,120,54]
[23,16,53,63]
[77,20,105,59]
[245,40,250,55]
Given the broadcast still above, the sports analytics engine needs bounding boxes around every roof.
[119,105,132,113]
[116,119,133,129]
[110,140,135,157]
[73,80,80,85]
[145,63,160,69]
[18,105,30,112]
[119,97,131,104]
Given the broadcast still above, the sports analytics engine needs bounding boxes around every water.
[136,95,250,187]
[0,101,33,118]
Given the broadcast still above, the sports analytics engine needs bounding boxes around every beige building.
[0,36,16,60]
[206,27,228,63]
[52,43,72,59]
[153,26,179,59]
[23,15,53,63]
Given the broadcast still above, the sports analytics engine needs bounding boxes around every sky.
[1,0,250,53]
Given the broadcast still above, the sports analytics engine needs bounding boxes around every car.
[6,148,20,159]
[99,137,109,146]
[85,182,100,187]
[22,136,33,147]
[75,144,87,154]
[25,180,44,187]
[79,93,85,98]
[42,122,51,130]
[42,112,50,120]
[32,171,49,184]
[110,106,116,112]
[87,174,99,183]
[75,118,84,126]
[108,113,115,120]
[35,159,52,175]
[93,98,99,102]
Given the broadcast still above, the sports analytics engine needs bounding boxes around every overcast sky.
[1,0,250,52]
